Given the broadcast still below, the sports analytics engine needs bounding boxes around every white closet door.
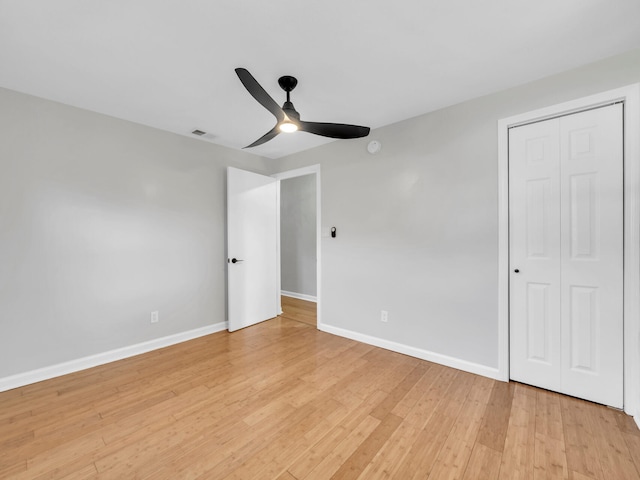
[510,104,623,408]
[509,117,562,393]
[559,105,623,407]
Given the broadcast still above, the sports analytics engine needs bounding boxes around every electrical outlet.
[151,311,159,324]
[381,310,388,323]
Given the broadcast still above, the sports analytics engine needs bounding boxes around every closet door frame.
[497,83,640,418]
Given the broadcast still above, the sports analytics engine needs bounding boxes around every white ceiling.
[1,0,639,159]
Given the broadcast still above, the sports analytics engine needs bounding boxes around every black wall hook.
[331,227,336,238]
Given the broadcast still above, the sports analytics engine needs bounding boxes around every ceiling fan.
[235,68,370,148]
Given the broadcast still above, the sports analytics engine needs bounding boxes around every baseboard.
[0,322,228,392]
[281,290,317,303]
[318,323,502,381]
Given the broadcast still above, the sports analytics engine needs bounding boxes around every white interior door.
[227,167,278,332]
[509,103,623,408]
[509,117,562,393]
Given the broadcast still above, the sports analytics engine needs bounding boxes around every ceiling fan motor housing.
[282,101,300,121]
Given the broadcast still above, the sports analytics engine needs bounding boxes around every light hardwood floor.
[2,317,640,479]
[280,296,316,327]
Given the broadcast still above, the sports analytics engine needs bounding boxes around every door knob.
[514,269,520,273]
[230,258,244,264]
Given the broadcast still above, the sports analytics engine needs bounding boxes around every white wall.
[3,48,639,385]
[0,87,268,379]
[272,48,640,373]
[280,174,317,297]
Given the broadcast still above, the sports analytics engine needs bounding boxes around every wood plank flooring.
[280,296,316,327]
[2,317,640,479]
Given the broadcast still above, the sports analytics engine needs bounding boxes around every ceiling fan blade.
[235,68,285,122]
[298,121,370,139]
[244,125,280,148]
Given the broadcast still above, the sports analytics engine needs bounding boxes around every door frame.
[272,164,322,327]
[497,84,640,417]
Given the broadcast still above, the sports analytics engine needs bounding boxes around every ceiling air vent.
[191,129,207,136]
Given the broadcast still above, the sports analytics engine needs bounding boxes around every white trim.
[275,178,282,318]
[497,84,640,416]
[319,323,501,380]
[272,165,319,181]
[272,164,322,328]
[497,120,510,382]
[0,323,227,392]
[281,290,318,303]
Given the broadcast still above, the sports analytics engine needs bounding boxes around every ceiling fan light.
[279,121,298,133]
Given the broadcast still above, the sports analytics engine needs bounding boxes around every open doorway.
[273,165,321,328]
